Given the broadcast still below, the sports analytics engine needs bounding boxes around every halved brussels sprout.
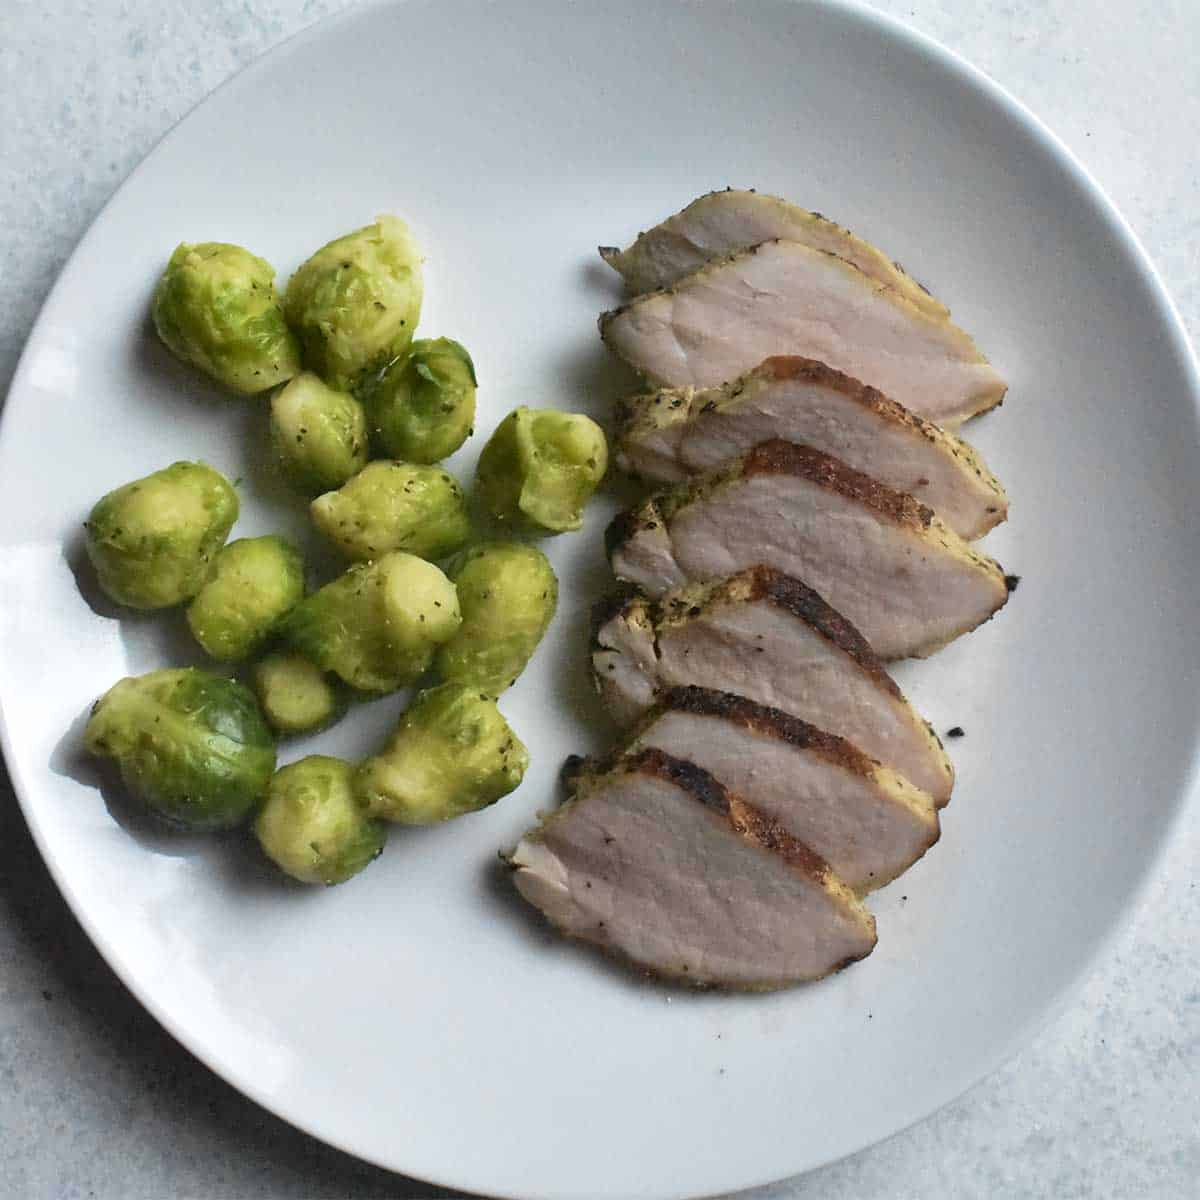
[436,541,558,695]
[84,461,239,609]
[186,536,304,662]
[84,668,275,831]
[310,461,472,562]
[254,756,386,885]
[365,337,477,464]
[282,551,461,693]
[357,682,528,824]
[250,651,345,736]
[283,215,423,393]
[474,407,608,533]
[152,242,301,395]
[269,372,368,495]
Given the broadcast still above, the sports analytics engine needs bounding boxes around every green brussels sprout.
[250,651,345,736]
[84,461,239,609]
[254,756,386,885]
[185,536,304,662]
[435,541,558,694]
[283,215,423,392]
[84,668,275,831]
[310,460,472,562]
[474,407,608,533]
[357,683,528,824]
[282,551,461,693]
[152,242,301,395]
[269,372,368,495]
[365,337,477,464]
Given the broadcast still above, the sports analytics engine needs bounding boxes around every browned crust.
[618,746,834,881]
[611,392,638,433]
[732,565,903,701]
[599,570,950,800]
[616,355,1007,521]
[742,440,934,529]
[755,355,938,437]
[757,353,878,396]
[521,745,876,990]
[621,745,732,815]
[589,582,645,646]
[608,440,937,560]
[604,501,658,559]
[725,795,833,880]
[751,358,1006,506]
[648,686,878,779]
[588,567,898,701]
[560,754,589,793]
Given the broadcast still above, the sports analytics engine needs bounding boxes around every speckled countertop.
[1,2,1197,1197]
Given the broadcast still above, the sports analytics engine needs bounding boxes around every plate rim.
[2,1,1199,1196]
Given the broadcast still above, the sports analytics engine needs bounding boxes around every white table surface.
[1,2,1197,1197]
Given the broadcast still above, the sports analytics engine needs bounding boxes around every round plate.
[2,1,1198,1196]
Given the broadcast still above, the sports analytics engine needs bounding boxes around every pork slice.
[626,688,938,892]
[598,189,948,318]
[606,441,1010,658]
[589,587,661,728]
[508,747,876,989]
[615,355,1007,539]
[591,567,954,805]
[599,239,1005,428]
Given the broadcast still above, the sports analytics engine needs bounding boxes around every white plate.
[2,1,1198,1196]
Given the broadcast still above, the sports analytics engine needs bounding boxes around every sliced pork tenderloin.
[623,687,939,892]
[591,566,954,805]
[508,747,876,989]
[599,239,1005,428]
[614,356,1006,540]
[606,440,1010,658]
[599,189,947,318]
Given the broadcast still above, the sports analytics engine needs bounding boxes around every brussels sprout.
[250,651,345,736]
[84,668,275,831]
[254,756,386,885]
[184,535,304,663]
[474,407,608,533]
[365,338,477,464]
[283,215,423,393]
[310,461,472,562]
[152,242,301,395]
[435,541,558,695]
[283,551,461,693]
[357,683,528,824]
[269,372,368,495]
[84,461,239,609]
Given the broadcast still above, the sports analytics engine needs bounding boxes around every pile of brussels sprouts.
[81,215,608,887]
